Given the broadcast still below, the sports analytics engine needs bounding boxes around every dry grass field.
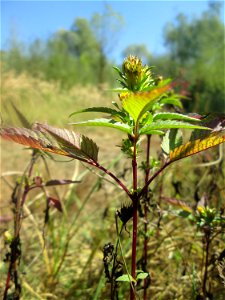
[1,69,225,299]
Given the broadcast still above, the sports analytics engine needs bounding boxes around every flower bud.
[121,55,153,91]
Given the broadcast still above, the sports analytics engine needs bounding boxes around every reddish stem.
[143,135,151,300]
[3,270,11,300]
[202,232,210,297]
[130,141,138,300]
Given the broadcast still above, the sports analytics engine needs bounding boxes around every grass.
[1,69,225,299]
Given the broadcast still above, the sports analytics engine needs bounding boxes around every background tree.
[163,2,225,112]
[44,18,101,87]
[122,44,152,65]
[91,3,124,84]
[2,4,124,88]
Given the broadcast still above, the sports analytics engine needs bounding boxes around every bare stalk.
[130,134,138,300]
[3,154,38,300]
[202,230,211,298]
[143,135,151,300]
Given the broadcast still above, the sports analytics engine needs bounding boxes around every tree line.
[1,2,224,112]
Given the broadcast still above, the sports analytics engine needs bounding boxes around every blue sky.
[1,1,224,62]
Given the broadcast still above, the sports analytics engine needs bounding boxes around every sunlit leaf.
[140,121,209,135]
[153,112,201,122]
[34,123,99,162]
[116,274,135,282]
[0,124,99,163]
[169,133,225,162]
[69,107,120,118]
[0,127,67,155]
[122,82,175,123]
[136,272,149,280]
[70,118,132,134]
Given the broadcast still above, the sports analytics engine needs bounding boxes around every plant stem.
[130,138,138,300]
[143,135,151,300]
[3,153,37,300]
[202,231,210,297]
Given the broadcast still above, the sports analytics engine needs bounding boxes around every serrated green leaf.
[69,107,120,118]
[136,272,149,280]
[116,274,135,282]
[70,118,132,134]
[140,121,210,135]
[153,112,200,122]
[122,83,175,123]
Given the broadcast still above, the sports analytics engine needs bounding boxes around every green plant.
[1,55,225,300]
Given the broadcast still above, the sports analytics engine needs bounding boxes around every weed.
[1,56,225,300]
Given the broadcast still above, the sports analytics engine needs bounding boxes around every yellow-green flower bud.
[121,55,153,92]
[3,230,13,244]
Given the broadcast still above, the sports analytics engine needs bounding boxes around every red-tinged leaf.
[47,197,63,212]
[0,127,69,156]
[45,179,80,186]
[169,133,225,162]
[0,124,99,163]
[34,123,99,162]
[162,197,193,213]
